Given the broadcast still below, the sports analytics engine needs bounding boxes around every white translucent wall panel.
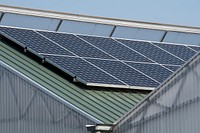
[163,31,200,45]
[114,54,200,133]
[112,26,166,41]
[0,13,60,31]
[58,20,114,36]
[0,62,97,133]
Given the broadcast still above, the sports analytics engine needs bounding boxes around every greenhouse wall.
[0,61,97,133]
[114,53,200,133]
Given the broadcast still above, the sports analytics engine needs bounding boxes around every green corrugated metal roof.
[0,41,149,124]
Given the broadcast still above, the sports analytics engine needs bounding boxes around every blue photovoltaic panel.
[153,43,197,61]
[163,65,180,72]
[117,39,185,65]
[0,27,73,55]
[39,31,113,59]
[45,55,124,85]
[1,26,192,89]
[188,46,200,52]
[78,35,153,63]
[126,62,173,83]
[86,59,159,87]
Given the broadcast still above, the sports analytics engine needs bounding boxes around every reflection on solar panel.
[0,26,198,89]
[153,42,196,61]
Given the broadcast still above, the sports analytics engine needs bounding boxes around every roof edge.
[1,4,200,33]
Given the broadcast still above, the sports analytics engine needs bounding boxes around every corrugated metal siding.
[112,26,166,41]
[163,31,200,45]
[0,41,148,124]
[0,13,60,31]
[0,61,97,133]
[114,49,200,133]
[58,20,114,36]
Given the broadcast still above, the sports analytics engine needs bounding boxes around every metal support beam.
[109,26,116,37]
[39,93,54,122]
[19,92,36,120]
[135,99,150,133]
[160,31,168,42]
[172,72,187,106]
[55,19,63,31]
[0,12,4,22]
[7,74,22,118]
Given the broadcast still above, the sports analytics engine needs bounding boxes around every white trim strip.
[87,83,155,90]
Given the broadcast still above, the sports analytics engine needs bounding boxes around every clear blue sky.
[1,0,200,27]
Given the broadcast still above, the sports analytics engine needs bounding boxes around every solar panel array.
[1,26,200,89]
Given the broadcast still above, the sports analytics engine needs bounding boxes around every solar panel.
[78,35,153,63]
[163,65,180,72]
[153,42,197,61]
[0,26,194,89]
[45,55,125,86]
[86,59,159,87]
[188,46,200,52]
[117,39,185,65]
[0,27,73,56]
[125,62,173,83]
[38,31,113,59]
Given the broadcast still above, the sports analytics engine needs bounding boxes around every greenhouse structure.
[1,4,200,133]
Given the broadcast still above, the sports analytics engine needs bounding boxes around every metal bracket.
[24,46,27,52]
[73,76,78,82]
[41,57,46,63]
